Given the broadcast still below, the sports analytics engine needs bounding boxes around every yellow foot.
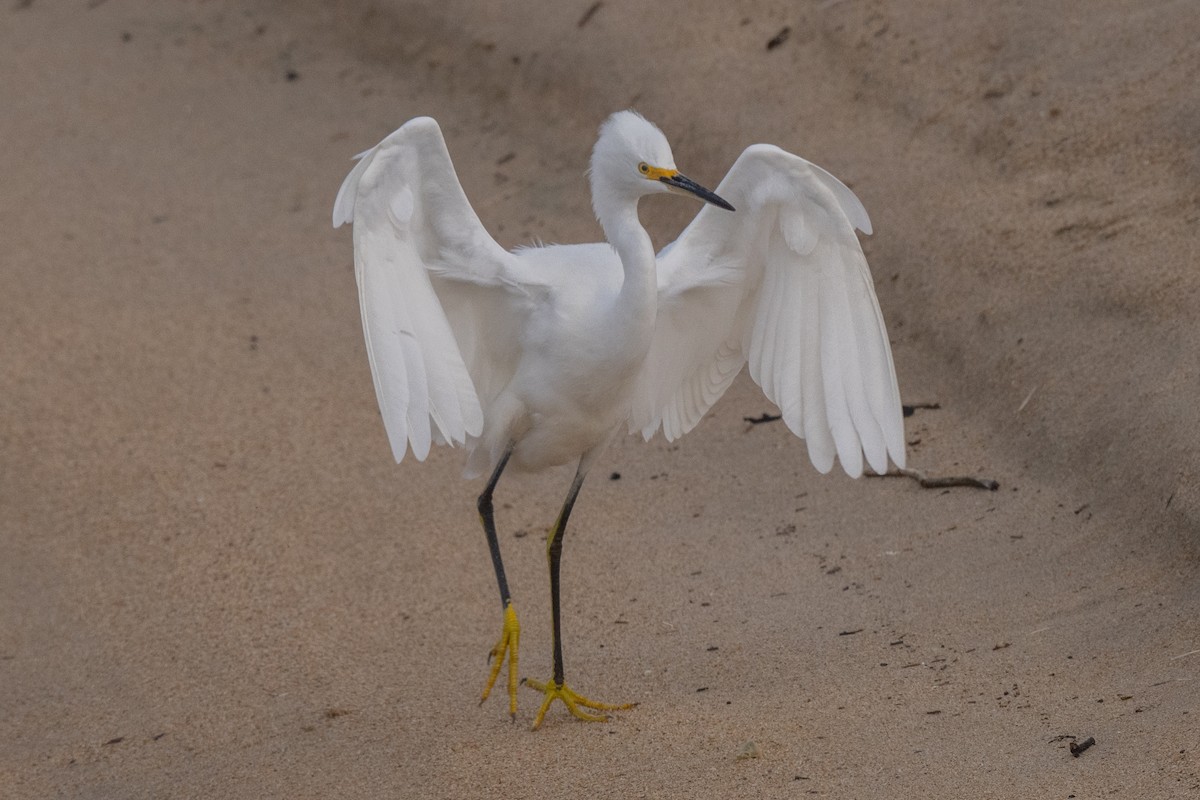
[522,677,637,729]
[480,602,521,719]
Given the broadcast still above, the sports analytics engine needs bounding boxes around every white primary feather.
[333,117,529,464]
[630,144,904,477]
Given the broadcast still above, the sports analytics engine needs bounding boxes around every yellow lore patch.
[638,162,678,182]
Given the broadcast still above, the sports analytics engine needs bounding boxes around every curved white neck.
[599,200,657,323]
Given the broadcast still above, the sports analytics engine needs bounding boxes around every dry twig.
[1070,736,1096,757]
[869,467,999,491]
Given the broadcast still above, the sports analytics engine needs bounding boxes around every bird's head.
[589,111,733,222]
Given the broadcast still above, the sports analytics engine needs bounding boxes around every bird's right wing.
[630,144,904,477]
[333,117,529,463]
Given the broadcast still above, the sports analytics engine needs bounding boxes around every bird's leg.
[523,466,637,729]
[477,445,521,720]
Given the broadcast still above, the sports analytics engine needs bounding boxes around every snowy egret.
[332,111,904,728]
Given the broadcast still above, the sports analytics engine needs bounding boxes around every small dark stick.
[868,467,999,491]
[902,402,941,417]
[766,27,791,50]
[577,1,603,28]
[743,412,781,425]
[1069,736,1096,757]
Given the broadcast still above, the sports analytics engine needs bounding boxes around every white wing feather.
[333,117,526,463]
[631,144,904,477]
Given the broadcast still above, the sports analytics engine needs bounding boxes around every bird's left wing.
[333,117,528,463]
[629,144,904,477]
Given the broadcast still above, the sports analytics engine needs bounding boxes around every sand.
[2,1,1197,797]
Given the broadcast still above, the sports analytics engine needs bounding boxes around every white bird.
[332,111,904,728]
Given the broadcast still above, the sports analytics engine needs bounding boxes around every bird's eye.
[638,162,650,174]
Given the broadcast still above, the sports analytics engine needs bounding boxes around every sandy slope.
[2,1,1197,797]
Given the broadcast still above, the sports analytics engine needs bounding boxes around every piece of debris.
[103,737,124,746]
[609,471,621,480]
[766,27,791,50]
[736,740,762,760]
[838,628,863,636]
[743,412,781,425]
[1016,385,1038,413]
[577,1,603,28]
[1069,736,1096,757]
[902,402,941,417]
[868,467,999,491]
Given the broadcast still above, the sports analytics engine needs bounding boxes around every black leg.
[524,461,635,728]
[477,445,521,718]
[477,445,514,609]
[546,469,586,687]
